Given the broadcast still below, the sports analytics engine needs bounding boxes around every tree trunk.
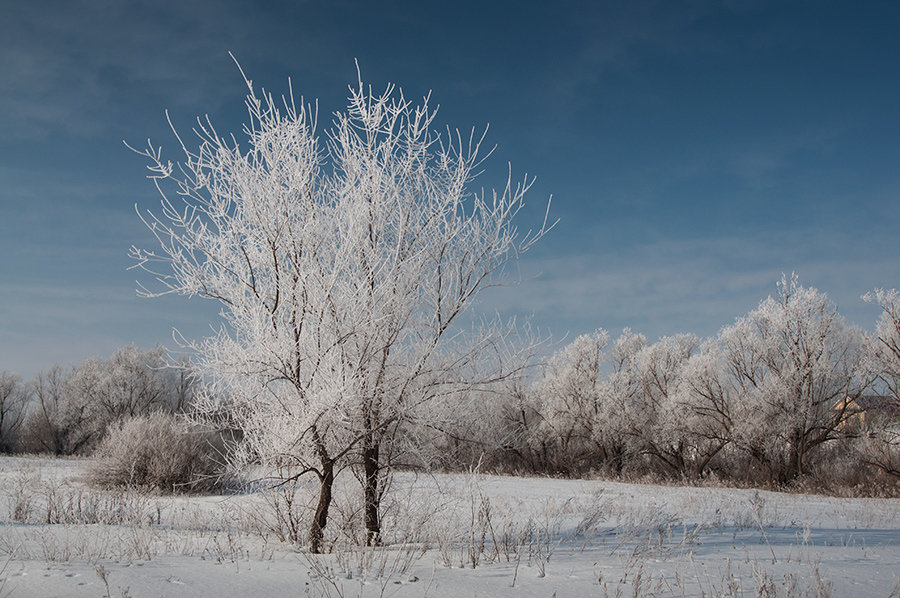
[694,440,727,478]
[782,428,805,485]
[309,457,334,554]
[363,437,381,546]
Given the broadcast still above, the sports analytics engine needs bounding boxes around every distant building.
[836,395,900,429]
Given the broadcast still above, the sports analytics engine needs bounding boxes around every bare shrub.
[0,372,28,452]
[248,475,316,546]
[89,413,227,493]
[848,428,900,495]
[6,469,153,526]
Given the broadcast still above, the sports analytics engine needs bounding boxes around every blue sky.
[2,0,899,378]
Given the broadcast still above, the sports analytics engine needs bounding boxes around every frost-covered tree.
[719,275,869,484]
[74,345,186,428]
[628,334,699,475]
[534,328,648,474]
[537,330,609,470]
[594,328,647,473]
[669,341,737,477]
[864,288,900,406]
[490,376,547,470]
[130,68,549,552]
[0,371,28,452]
[415,370,534,471]
[21,365,95,455]
[19,348,196,455]
[855,289,900,481]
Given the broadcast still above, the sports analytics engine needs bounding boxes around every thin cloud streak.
[0,0,253,139]
[0,282,219,380]
[484,232,893,344]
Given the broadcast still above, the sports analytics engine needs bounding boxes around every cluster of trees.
[0,345,196,456]
[441,276,900,492]
[4,277,896,497]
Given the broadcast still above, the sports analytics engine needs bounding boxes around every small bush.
[89,413,227,493]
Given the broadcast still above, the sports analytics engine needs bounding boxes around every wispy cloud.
[0,281,219,379]
[479,231,894,343]
[0,0,260,140]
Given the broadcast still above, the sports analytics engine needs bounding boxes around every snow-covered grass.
[1,455,898,597]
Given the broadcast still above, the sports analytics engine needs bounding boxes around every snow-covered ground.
[1,455,898,597]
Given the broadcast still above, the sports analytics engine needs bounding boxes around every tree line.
[3,275,898,495]
[426,276,900,493]
[0,345,196,456]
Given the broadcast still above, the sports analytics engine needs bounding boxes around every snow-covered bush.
[89,412,226,493]
[518,276,888,490]
[593,329,647,475]
[71,345,194,427]
[532,329,705,478]
[529,329,648,475]
[854,424,900,486]
[487,380,551,473]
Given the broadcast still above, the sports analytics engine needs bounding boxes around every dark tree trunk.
[363,437,381,546]
[309,457,334,554]
[694,440,727,478]
[782,428,805,485]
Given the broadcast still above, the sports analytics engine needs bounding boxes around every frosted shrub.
[89,413,226,493]
[853,427,900,491]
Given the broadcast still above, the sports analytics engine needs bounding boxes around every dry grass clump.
[88,413,227,493]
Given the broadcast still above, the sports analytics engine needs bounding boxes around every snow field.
[1,455,899,597]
